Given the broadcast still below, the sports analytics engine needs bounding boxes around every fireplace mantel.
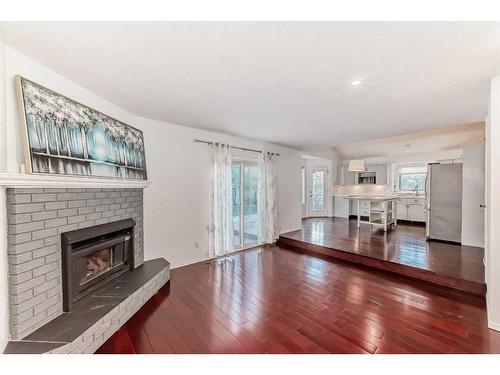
[0,172,151,189]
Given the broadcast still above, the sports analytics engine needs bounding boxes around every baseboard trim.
[280,226,302,234]
[170,255,213,270]
[488,321,500,332]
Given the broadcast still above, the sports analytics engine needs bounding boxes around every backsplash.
[333,184,392,196]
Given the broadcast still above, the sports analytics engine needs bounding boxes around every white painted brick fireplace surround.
[7,187,144,340]
[0,174,171,354]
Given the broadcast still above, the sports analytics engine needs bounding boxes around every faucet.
[414,186,420,196]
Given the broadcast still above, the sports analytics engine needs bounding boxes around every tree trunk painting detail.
[17,77,148,180]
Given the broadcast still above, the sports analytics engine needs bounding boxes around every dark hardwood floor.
[278,218,485,295]
[97,245,500,354]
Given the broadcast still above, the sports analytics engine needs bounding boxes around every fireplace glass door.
[72,239,129,299]
[80,245,124,287]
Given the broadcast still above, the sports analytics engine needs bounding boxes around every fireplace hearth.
[61,219,135,311]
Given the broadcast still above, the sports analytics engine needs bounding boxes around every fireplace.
[61,219,135,311]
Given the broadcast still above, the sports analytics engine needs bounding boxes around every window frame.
[398,172,427,191]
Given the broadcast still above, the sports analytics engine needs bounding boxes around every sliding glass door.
[232,162,259,249]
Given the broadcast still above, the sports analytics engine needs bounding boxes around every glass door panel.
[231,164,242,247]
[243,164,259,245]
[309,168,328,216]
[231,161,259,250]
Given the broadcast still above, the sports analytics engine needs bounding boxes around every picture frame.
[15,75,148,180]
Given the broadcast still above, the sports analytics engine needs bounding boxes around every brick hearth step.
[3,258,170,354]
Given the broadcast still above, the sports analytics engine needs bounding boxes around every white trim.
[0,173,151,188]
[280,226,303,234]
[169,238,300,271]
[232,242,263,252]
[170,242,277,270]
[169,255,213,270]
[488,321,500,332]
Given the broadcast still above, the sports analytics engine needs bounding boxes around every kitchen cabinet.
[396,203,408,220]
[376,164,388,184]
[409,204,426,222]
[396,197,426,222]
[344,169,356,185]
[346,196,397,232]
[337,164,387,185]
[336,166,344,185]
[350,199,370,216]
[333,196,349,218]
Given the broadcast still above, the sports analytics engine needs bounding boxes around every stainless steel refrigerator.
[425,163,463,243]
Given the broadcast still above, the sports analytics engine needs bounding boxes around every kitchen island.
[346,195,398,231]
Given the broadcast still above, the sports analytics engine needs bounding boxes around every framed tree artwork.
[15,76,148,180]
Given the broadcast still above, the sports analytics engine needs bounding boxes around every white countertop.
[344,195,398,201]
[396,193,426,199]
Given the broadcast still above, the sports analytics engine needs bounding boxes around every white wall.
[486,76,500,332]
[462,142,485,248]
[0,43,303,348]
[303,148,341,183]
[135,117,302,267]
[1,47,137,172]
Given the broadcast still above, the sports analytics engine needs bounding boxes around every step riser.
[277,237,486,297]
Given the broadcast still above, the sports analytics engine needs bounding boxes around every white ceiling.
[0,22,499,150]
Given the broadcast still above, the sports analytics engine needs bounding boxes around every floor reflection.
[281,217,484,283]
[97,244,497,354]
[309,219,325,244]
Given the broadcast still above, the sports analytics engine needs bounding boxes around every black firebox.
[61,219,135,311]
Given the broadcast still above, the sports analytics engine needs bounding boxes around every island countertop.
[345,195,398,201]
[345,195,398,231]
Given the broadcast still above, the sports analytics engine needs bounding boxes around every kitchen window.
[397,165,427,191]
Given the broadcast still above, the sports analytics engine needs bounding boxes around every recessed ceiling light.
[351,80,361,86]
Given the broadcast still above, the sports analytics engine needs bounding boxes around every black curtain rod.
[193,139,280,156]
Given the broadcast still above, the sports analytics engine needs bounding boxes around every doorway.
[308,167,329,217]
[231,161,259,249]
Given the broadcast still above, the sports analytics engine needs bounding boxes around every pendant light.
[348,159,365,172]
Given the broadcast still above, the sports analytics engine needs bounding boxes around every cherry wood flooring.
[96,245,500,354]
[278,218,485,295]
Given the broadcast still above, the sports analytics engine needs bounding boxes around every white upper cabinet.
[376,164,388,185]
[339,165,356,185]
[337,163,387,185]
[337,165,345,185]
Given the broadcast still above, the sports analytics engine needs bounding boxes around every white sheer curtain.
[209,143,234,258]
[258,152,279,244]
